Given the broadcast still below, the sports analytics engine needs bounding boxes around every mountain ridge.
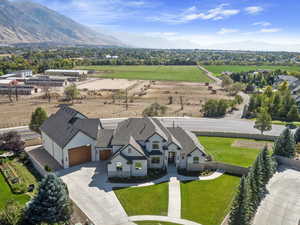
[0,0,122,46]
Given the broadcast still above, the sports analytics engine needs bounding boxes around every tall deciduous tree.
[254,108,272,134]
[273,128,296,158]
[24,173,72,225]
[287,105,299,122]
[64,84,80,104]
[29,107,48,134]
[294,127,300,143]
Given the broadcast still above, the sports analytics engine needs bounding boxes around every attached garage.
[68,145,91,167]
[100,150,112,160]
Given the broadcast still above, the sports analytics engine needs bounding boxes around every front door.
[168,152,176,163]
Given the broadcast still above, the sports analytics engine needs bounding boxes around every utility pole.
[180,96,184,110]
[125,88,128,111]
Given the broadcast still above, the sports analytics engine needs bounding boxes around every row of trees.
[202,95,243,118]
[229,146,277,225]
[246,82,300,122]
[229,127,297,225]
[0,173,73,225]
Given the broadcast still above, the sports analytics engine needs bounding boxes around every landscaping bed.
[199,136,262,167]
[177,169,215,177]
[109,168,166,183]
[114,182,168,216]
[181,175,240,225]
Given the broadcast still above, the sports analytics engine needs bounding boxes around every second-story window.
[152,141,160,150]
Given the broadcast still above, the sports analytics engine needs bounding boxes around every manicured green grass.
[135,221,180,225]
[199,137,262,167]
[76,65,211,82]
[0,172,30,209]
[114,182,168,216]
[271,120,300,126]
[204,65,300,76]
[181,175,240,225]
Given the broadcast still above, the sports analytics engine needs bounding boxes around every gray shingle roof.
[167,127,207,156]
[111,118,168,146]
[40,106,101,148]
[96,129,114,148]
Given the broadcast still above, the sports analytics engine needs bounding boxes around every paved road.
[101,117,285,136]
[253,167,300,225]
[0,126,40,140]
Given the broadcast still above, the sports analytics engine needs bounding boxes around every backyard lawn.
[0,172,30,209]
[199,137,263,167]
[114,182,168,216]
[76,65,212,82]
[135,221,180,225]
[181,175,240,225]
[203,65,300,76]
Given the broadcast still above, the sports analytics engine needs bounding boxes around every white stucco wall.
[187,148,206,171]
[63,131,96,169]
[41,131,64,167]
[122,145,143,157]
[149,155,164,168]
[131,160,147,176]
[108,155,131,177]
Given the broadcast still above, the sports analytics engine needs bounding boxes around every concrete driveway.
[253,167,300,225]
[57,161,135,225]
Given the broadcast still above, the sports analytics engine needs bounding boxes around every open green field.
[114,182,168,216]
[181,175,240,225]
[76,65,211,82]
[199,137,265,167]
[135,221,180,225]
[204,65,300,76]
[0,172,30,209]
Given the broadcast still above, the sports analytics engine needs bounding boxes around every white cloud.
[149,4,239,24]
[253,21,271,27]
[260,28,281,33]
[245,6,263,14]
[217,28,239,35]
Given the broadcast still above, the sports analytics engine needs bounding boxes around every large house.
[41,106,208,177]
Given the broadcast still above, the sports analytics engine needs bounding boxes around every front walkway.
[130,215,202,225]
[168,177,181,218]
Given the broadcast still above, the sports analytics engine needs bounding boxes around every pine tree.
[29,107,48,134]
[24,173,72,225]
[260,146,274,184]
[273,128,296,158]
[229,176,248,225]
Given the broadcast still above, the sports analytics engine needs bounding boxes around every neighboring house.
[0,85,40,95]
[45,69,88,80]
[41,106,208,177]
[275,75,300,107]
[25,76,69,87]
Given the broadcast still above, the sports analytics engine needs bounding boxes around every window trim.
[116,162,123,171]
[151,157,160,164]
[135,162,143,170]
[152,141,160,150]
[193,156,200,164]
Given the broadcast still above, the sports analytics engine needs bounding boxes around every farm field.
[181,175,240,225]
[114,182,168,216]
[199,137,267,167]
[76,65,212,82]
[203,65,300,76]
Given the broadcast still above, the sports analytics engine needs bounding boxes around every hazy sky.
[27,0,300,50]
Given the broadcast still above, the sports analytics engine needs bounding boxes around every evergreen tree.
[29,107,48,134]
[273,128,296,158]
[24,173,72,225]
[229,176,248,225]
[254,107,272,134]
[287,105,299,122]
[294,127,300,143]
[260,146,274,184]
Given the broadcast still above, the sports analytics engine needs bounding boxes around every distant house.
[0,85,40,95]
[40,106,208,177]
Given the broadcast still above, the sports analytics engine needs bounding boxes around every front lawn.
[0,172,30,209]
[199,137,263,167]
[135,221,180,225]
[181,175,240,225]
[114,182,168,216]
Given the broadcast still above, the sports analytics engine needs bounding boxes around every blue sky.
[27,0,300,50]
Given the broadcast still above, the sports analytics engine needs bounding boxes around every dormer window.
[152,141,160,150]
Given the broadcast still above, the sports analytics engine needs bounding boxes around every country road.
[0,117,285,140]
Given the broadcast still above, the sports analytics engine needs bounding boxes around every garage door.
[100,150,112,160]
[68,145,91,167]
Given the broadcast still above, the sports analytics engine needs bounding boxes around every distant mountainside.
[0,0,122,46]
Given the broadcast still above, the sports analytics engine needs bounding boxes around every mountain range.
[0,0,122,46]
